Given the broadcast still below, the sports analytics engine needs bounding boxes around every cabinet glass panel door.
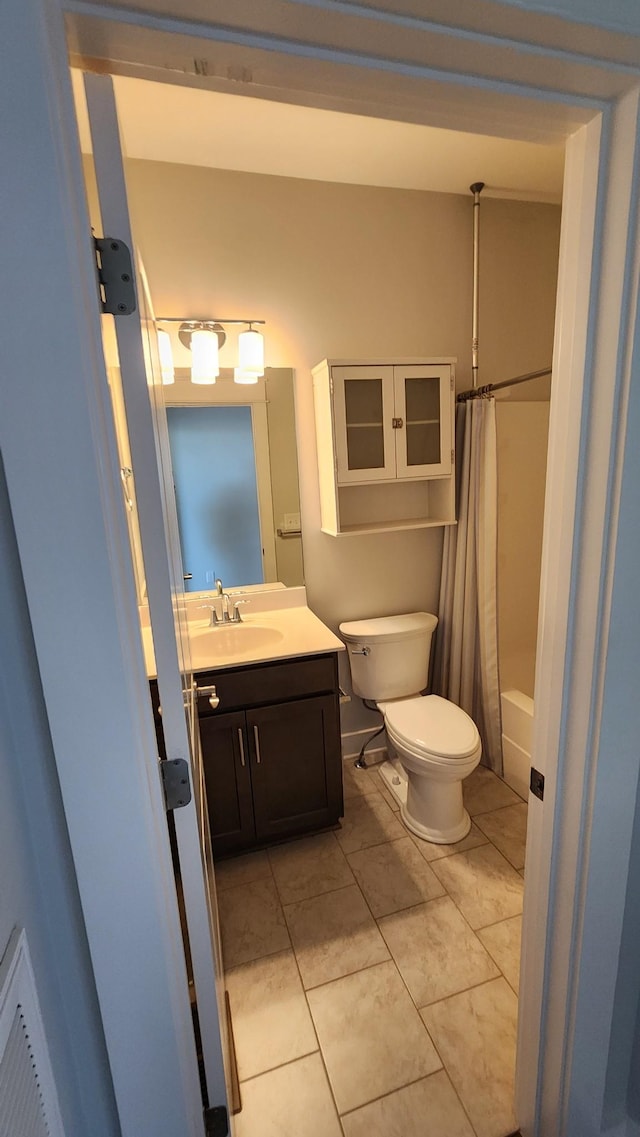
[394,365,453,478]
[333,366,396,483]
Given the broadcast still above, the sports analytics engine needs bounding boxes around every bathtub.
[500,689,533,801]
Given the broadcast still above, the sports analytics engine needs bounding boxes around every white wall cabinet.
[312,358,456,536]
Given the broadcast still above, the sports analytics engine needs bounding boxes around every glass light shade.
[190,328,219,384]
[157,329,175,385]
[233,367,259,385]
[238,328,264,376]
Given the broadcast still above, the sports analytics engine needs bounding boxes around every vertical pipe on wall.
[470,181,485,389]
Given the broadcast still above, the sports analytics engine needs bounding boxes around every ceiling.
[71,71,564,203]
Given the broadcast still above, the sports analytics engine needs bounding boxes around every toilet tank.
[339,612,438,701]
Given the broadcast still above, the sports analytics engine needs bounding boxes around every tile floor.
[216,762,526,1137]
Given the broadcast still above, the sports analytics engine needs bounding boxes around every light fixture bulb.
[238,327,264,376]
[190,327,219,384]
[157,329,175,385]
[233,368,259,385]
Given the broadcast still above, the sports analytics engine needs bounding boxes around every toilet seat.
[379,695,481,762]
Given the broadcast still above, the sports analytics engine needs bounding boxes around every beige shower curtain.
[433,397,503,773]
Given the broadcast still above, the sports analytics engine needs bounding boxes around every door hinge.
[451,448,455,463]
[530,767,545,801]
[159,758,192,811]
[204,1105,228,1137]
[392,417,404,429]
[93,235,137,315]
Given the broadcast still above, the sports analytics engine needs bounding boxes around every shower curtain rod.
[457,366,553,402]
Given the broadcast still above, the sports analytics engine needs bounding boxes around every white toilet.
[339,612,482,844]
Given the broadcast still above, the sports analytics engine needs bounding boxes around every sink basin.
[189,621,285,657]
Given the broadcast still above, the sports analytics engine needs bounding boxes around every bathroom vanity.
[146,590,345,857]
[192,652,342,855]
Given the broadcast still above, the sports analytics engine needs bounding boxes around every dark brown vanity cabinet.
[153,652,344,858]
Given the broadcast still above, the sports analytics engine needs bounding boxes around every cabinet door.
[248,695,343,842]
[393,365,452,478]
[199,711,255,856]
[332,365,396,483]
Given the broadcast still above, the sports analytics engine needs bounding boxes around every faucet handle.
[198,603,221,626]
[231,599,249,623]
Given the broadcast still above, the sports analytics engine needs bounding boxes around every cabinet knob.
[195,682,221,710]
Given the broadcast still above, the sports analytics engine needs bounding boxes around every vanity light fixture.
[233,368,259,386]
[238,323,265,378]
[156,317,266,385]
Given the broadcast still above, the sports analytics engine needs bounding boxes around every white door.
[83,73,231,1119]
[332,364,397,483]
[393,364,453,479]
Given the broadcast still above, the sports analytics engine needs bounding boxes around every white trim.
[6,0,640,1132]
[0,2,205,1132]
[515,111,603,1136]
[83,69,227,1113]
[517,89,640,1136]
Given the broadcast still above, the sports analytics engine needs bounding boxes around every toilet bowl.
[379,694,481,843]
[339,613,482,844]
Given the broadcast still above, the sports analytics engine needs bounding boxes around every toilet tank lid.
[339,612,438,643]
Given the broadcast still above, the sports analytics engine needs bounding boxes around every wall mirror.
[164,367,303,592]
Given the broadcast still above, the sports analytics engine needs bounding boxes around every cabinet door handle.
[253,724,262,764]
[237,728,246,768]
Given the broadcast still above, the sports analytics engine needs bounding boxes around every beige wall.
[112,159,559,728]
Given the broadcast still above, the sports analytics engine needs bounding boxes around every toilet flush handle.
[350,646,370,656]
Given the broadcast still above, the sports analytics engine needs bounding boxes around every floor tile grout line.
[287,917,347,1132]
[427,840,525,935]
[416,972,513,1015]
[349,873,455,1087]
[336,1067,479,1129]
[299,949,394,995]
[235,1043,320,1088]
[274,871,358,911]
[419,978,519,1137]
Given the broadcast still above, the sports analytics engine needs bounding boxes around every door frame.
[4,0,640,1134]
[0,2,207,1134]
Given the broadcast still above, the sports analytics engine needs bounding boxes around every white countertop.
[141,589,344,678]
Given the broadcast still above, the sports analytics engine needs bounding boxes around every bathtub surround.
[496,402,550,698]
[500,690,534,801]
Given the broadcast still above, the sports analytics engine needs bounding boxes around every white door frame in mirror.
[4,0,640,1133]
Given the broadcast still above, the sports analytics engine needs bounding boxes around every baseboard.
[341,726,386,760]
[342,746,388,764]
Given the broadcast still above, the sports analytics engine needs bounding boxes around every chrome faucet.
[199,588,249,626]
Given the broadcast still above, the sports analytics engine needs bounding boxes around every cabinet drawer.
[195,653,338,715]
